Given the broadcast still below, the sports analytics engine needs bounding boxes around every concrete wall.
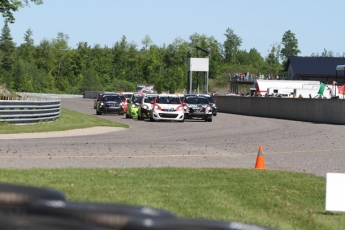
[84,91,98,99]
[214,96,345,125]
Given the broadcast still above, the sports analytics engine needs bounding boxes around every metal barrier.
[0,99,61,125]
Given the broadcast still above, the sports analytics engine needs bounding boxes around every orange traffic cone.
[255,146,267,169]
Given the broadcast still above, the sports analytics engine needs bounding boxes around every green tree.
[0,22,15,71]
[156,78,163,94]
[142,35,153,50]
[140,44,164,85]
[51,32,71,92]
[208,38,223,77]
[17,28,35,61]
[112,35,140,83]
[0,0,43,23]
[89,44,112,88]
[265,43,281,75]
[52,32,69,76]
[223,28,242,64]
[249,48,265,74]
[0,22,15,88]
[164,37,190,90]
[169,81,176,93]
[35,38,55,73]
[280,30,300,66]
[79,68,102,92]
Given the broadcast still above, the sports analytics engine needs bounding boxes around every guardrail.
[0,99,61,125]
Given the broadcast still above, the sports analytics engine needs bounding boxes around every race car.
[183,94,213,122]
[96,93,124,115]
[150,94,184,122]
[137,93,157,120]
[125,93,144,118]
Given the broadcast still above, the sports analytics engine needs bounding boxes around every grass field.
[0,108,128,134]
[0,168,343,230]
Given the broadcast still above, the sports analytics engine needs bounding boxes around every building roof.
[286,56,345,77]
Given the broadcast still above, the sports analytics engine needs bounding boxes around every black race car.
[96,93,124,115]
[183,94,213,122]
[203,94,217,116]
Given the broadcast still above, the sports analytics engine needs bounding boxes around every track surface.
[0,97,344,177]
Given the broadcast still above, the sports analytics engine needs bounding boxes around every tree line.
[0,0,345,94]
[0,24,304,94]
[0,1,343,94]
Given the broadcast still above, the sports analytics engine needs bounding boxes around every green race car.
[125,93,144,118]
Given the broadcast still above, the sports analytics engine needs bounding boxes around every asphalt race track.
[1,97,344,177]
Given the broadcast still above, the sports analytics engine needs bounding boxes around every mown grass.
[0,108,128,134]
[0,168,342,230]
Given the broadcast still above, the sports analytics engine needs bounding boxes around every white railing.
[0,99,61,125]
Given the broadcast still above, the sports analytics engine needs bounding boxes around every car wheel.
[139,112,144,120]
[126,113,130,118]
[150,116,155,122]
[96,110,102,115]
[213,111,217,116]
[208,117,213,122]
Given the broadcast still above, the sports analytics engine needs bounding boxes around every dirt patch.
[0,85,11,96]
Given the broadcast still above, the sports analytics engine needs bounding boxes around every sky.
[3,0,345,58]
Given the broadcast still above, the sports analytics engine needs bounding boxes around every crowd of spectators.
[230,72,287,81]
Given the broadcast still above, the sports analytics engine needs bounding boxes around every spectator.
[331,81,339,99]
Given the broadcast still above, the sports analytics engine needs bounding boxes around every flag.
[318,82,326,95]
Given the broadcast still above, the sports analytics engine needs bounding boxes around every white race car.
[138,93,157,120]
[150,94,185,122]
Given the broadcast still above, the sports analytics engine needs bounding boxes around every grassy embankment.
[0,108,343,229]
[0,108,128,134]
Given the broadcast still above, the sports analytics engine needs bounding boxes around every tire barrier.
[28,200,176,229]
[0,183,65,212]
[0,214,104,230]
[0,183,275,230]
[122,217,274,230]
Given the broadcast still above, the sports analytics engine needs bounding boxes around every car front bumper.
[151,110,184,121]
[140,108,152,118]
[100,106,123,114]
[129,108,139,117]
[185,111,212,119]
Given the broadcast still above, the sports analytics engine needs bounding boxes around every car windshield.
[144,96,156,103]
[102,95,121,101]
[132,96,143,104]
[185,97,209,104]
[156,96,181,104]
[124,94,132,99]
